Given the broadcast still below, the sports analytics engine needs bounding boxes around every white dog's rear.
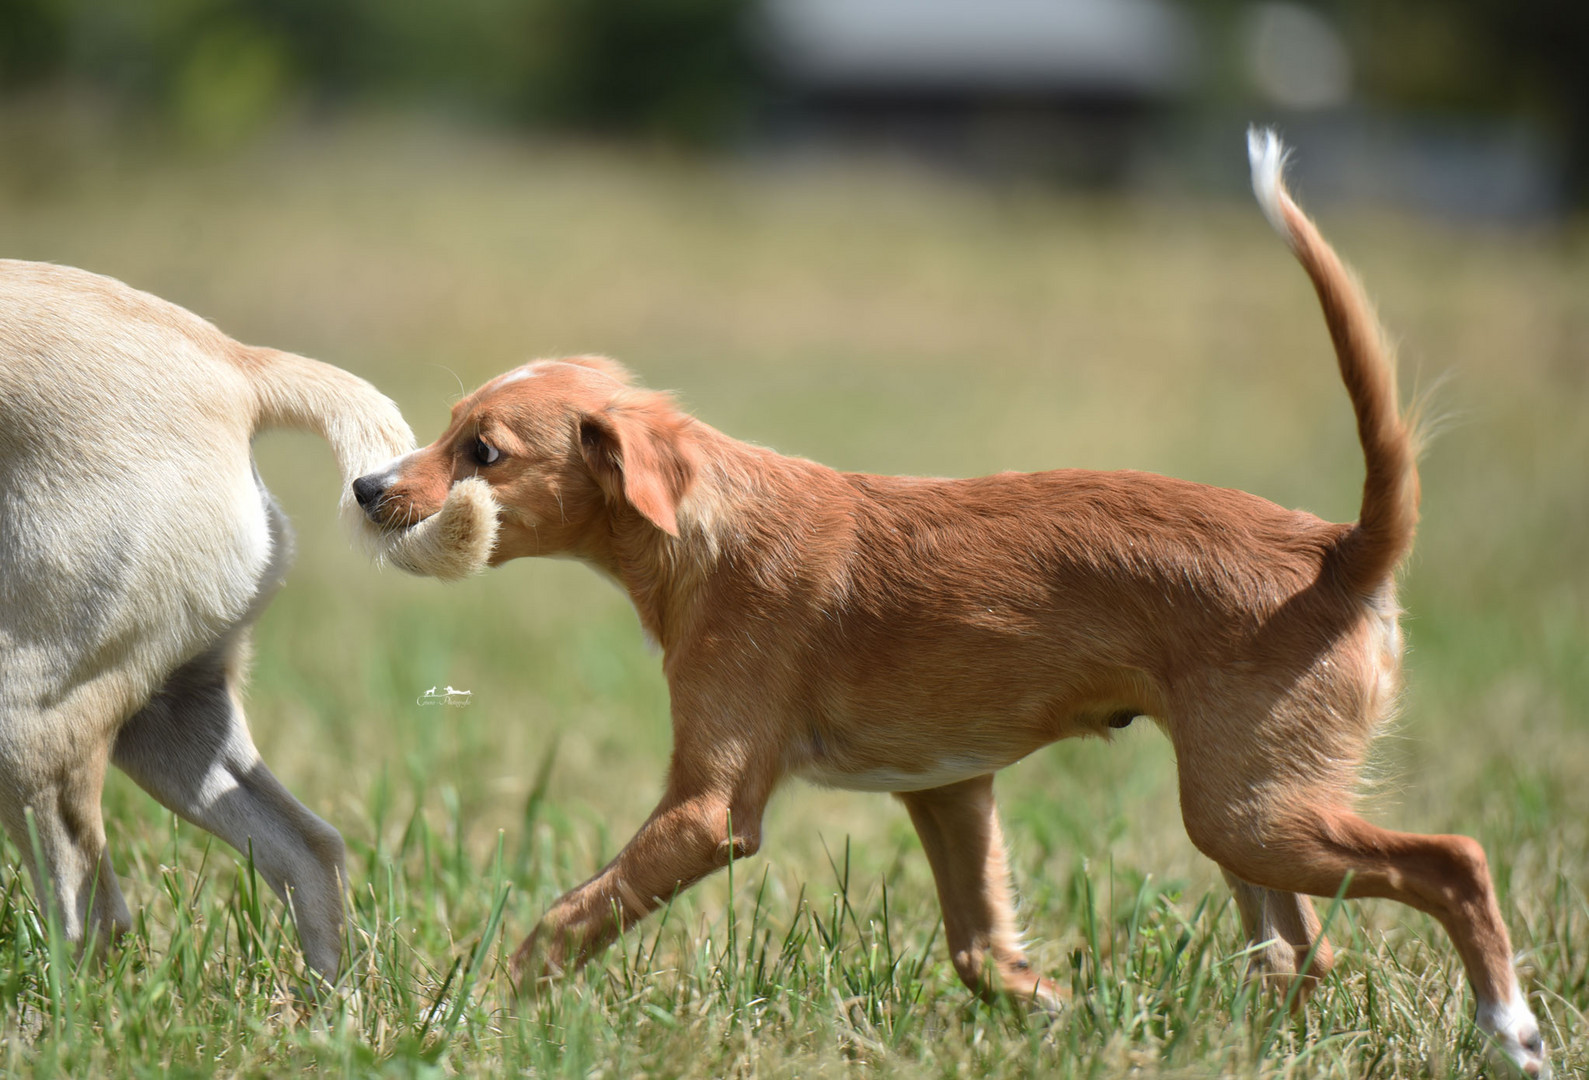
[0,259,411,977]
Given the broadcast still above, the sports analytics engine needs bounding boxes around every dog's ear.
[578,398,692,537]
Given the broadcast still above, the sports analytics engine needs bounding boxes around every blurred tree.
[527,0,757,142]
[1449,1,1589,192]
[0,0,67,88]
[0,0,756,145]
[1179,0,1589,200]
[1327,0,1588,194]
[169,18,292,144]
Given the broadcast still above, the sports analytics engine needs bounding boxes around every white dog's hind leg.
[0,748,132,953]
[112,643,347,981]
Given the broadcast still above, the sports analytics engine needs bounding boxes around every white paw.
[1477,987,1550,1078]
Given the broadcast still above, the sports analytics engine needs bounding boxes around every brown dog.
[354,131,1548,1076]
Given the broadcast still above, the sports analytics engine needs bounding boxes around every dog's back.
[0,260,409,719]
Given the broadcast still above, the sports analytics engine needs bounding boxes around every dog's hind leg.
[897,775,1063,1009]
[0,736,131,954]
[111,640,347,981]
[1221,868,1333,1007]
[1176,717,1548,1077]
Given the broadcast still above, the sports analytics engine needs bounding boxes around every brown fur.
[355,145,1545,1072]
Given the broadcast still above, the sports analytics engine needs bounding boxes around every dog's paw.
[988,956,1067,1014]
[1004,972,1067,1010]
[507,927,563,997]
[1241,932,1334,1012]
[1477,989,1550,1079]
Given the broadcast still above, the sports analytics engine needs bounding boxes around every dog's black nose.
[352,474,384,509]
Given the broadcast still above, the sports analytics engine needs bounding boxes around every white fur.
[364,475,501,581]
[1247,127,1295,247]
[0,259,412,978]
[491,366,542,388]
[1477,982,1551,1078]
[799,755,1015,793]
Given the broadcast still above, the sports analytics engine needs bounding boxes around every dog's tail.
[1247,128,1420,595]
[237,345,415,520]
[240,345,502,579]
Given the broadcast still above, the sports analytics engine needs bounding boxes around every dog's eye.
[471,438,501,466]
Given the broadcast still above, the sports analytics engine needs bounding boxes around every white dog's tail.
[238,346,416,516]
[1247,128,1420,595]
[241,345,500,579]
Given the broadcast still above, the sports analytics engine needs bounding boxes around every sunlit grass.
[0,113,1584,1076]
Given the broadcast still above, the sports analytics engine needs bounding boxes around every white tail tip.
[1247,126,1293,244]
[362,476,501,581]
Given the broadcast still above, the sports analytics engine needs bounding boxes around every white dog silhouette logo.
[417,685,473,707]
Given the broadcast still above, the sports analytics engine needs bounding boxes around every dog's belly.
[791,717,1050,793]
[786,679,1150,794]
[796,751,1021,793]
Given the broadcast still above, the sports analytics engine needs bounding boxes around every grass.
[0,112,1586,1076]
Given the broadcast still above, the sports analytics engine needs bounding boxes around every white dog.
[0,260,476,978]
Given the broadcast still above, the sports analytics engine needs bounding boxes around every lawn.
[0,114,1585,1077]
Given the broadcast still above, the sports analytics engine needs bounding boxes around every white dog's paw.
[1477,988,1550,1078]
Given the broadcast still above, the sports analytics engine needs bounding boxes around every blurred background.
[1,0,1587,216]
[0,2,1585,1075]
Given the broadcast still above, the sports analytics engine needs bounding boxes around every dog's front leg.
[509,770,770,992]
[897,774,1064,1010]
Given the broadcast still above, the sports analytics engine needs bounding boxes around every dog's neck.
[585,513,704,650]
[580,424,828,656]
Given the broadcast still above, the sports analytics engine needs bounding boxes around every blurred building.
[755,0,1198,185]
[755,0,1565,219]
